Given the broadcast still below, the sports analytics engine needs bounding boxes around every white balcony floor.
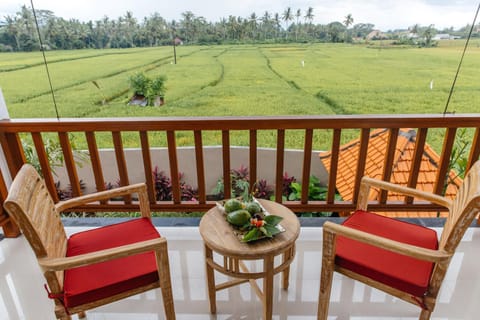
[1,226,479,320]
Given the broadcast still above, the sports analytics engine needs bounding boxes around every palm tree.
[227,15,238,40]
[410,24,420,37]
[261,11,271,40]
[237,16,246,40]
[305,7,314,23]
[180,11,195,43]
[4,16,21,50]
[219,17,227,41]
[144,13,168,46]
[249,13,258,40]
[423,24,436,47]
[122,11,137,46]
[273,13,281,40]
[295,9,302,41]
[304,7,314,39]
[282,7,293,40]
[343,14,354,28]
[343,14,354,42]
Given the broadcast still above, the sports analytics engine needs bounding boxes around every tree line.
[0,5,476,52]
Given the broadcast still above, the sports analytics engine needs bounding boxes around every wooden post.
[0,88,20,237]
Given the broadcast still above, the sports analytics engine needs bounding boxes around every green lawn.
[1,42,479,150]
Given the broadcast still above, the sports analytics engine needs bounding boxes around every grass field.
[1,42,479,150]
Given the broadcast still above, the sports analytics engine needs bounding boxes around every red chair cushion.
[335,210,438,297]
[63,218,160,308]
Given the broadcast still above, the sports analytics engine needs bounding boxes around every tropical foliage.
[22,135,88,176]
[128,72,167,106]
[1,5,475,52]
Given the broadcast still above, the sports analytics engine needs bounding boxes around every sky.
[1,0,479,31]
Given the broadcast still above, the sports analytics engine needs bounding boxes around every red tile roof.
[319,128,462,218]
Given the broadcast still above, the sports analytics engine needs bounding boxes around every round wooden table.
[199,199,301,320]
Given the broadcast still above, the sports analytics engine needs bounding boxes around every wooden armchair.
[3,164,176,320]
[318,160,480,320]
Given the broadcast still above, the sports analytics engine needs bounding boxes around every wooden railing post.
[0,114,479,216]
[0,131,23,237]
[0,166,20,237]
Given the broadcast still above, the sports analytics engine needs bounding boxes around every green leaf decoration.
[264,215,283,226]
[259,226,271,237]
[242,227,262,242]
[264,224,282,236]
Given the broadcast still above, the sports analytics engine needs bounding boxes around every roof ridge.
[319,128,390,159]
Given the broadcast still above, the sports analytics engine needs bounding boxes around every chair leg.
[160,285,176,320]
[157,244,176,320]
[419,309,432,320]
[317,261,334,320]
[318,229,337,320]
[54,304,71,320]
[78,311,86,318]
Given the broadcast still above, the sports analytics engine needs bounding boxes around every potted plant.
[150,75,166,106]
[128,72,167,106]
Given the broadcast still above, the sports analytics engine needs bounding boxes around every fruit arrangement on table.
[217,198,284,242]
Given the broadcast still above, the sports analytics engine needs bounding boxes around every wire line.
[30,0,60,120]
[443,2,480,115]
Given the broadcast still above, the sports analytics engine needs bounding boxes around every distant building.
[433,34,459,40]
[366,30,388,40]
[174,37,183,46]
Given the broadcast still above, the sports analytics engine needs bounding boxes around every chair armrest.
[323,221,451,263]
[360,176,452,208]
[38,237,166,271]
[55,183,148,212]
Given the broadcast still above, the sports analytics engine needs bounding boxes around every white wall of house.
[55,146,328,195]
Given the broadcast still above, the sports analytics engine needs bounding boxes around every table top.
[199,199,301,259]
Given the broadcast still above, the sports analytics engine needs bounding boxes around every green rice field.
[0,42,479,150]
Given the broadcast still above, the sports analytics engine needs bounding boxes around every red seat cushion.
[63,218,160,308]
[335,210,438,297]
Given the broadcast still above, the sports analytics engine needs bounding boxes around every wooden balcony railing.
[1,114,480,237]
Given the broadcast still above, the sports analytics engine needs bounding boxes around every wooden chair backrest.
[438,160,480,253]
[3,164,67,260]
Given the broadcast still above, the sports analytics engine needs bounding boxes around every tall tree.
[219,17,227,41]
[249,13,258,40]
[343,14,354,28]
[304,7,314,39]
[305,7,314,22]
[410,24,420,37]
[422,24,436,47]
[343,14,354,42]
[295,9,302,41]
[282,7,293,40]
[122,11,137,47]
[352,23,374,38]
[2,15,21,50]
[227,15,239,40]
[327,21,346,43]
[261,11,271,40]
[144,13,168,46]
[16,5,38,51]
[273,13,281,40]
[180,11,195,43]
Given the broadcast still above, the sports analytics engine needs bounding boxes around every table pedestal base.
[204,243,296,320]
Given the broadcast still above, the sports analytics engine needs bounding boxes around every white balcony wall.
[55,146,328,195]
